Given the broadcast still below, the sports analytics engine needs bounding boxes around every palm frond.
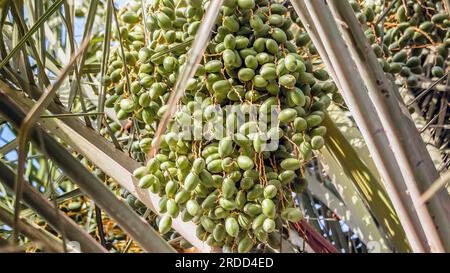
[0,0,64,71]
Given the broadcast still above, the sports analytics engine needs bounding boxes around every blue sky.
[0,125,17,161]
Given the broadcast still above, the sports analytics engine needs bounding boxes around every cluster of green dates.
[352,0,450,87]
[102,0,336,252]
